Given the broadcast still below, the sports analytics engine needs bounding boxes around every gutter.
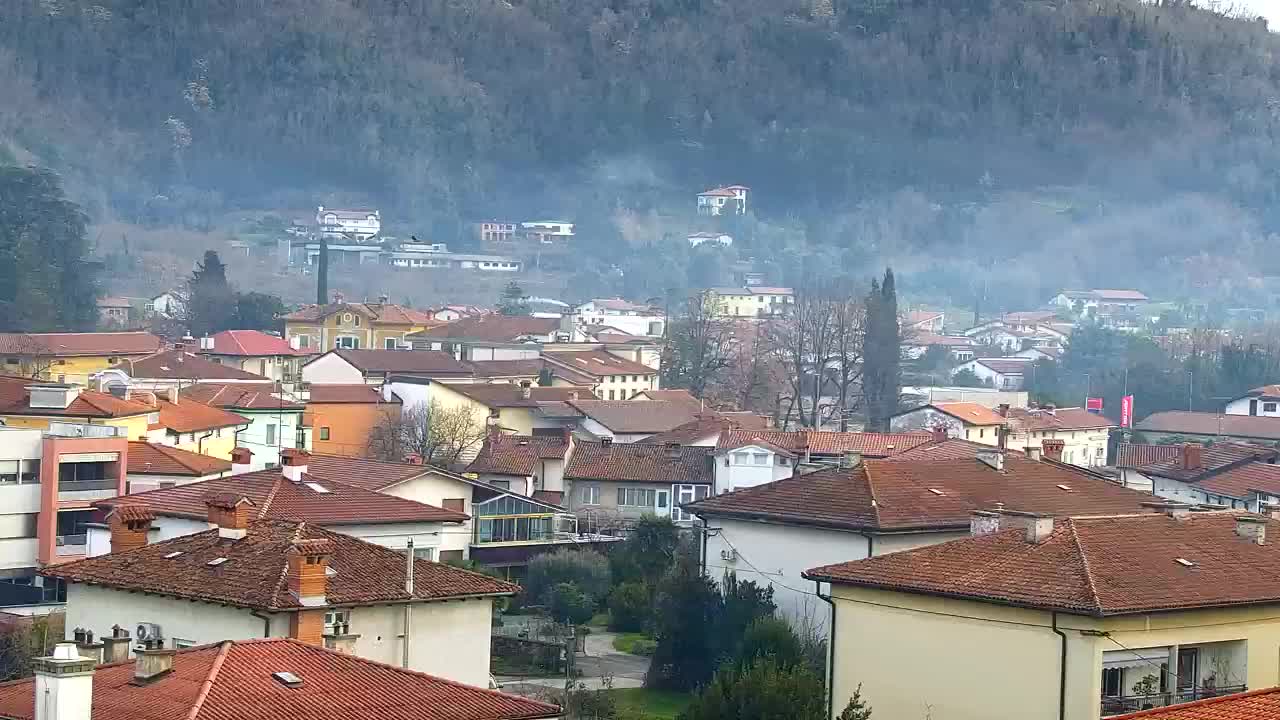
[1052,612,1067,720]
[816,581,836,719]
[250,609,272,637]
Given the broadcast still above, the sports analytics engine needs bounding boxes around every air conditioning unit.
[719,548,737,562]
[135,622,164,642]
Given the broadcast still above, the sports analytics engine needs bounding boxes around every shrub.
[526,549,612,607]
[736,617,804,671]
[549,582,596,626]
[608,582,650,633]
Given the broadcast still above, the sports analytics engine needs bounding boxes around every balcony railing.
[1102,685,1247,716]
[55,534,87,557]
[58,480,117,492]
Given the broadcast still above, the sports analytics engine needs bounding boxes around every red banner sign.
[1086,397,1104,413]
[1121,395,1134,428]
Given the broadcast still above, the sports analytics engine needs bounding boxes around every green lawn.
[588,611,610,628]
[609,688,691,720]
[611,633,657,656]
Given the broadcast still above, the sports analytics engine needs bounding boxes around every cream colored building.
[706,286,794,318]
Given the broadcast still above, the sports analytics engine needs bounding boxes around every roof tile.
[566,441,713,483]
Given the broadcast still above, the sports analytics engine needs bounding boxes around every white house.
[712,439,796,493]
[696,185,749,216]
[573,299,666,337]
[687,231,733,248]
[1227,385,1280,417]
[316,206,380,242]
[1123,441,1279,497]
[520,221,574,244]
[951,357,1034,390]
[149,291,184,318]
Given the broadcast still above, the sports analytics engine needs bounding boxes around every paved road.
[497,630,650,693]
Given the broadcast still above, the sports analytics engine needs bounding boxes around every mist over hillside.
[2,0,1279,307]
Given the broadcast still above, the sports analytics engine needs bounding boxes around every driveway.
[496,630,651,693]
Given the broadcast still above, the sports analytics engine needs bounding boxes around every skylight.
[207,557,229,566]
[164,551,184,559]
[272,671,303,688]
[1174,558,1195,567]
[305,482,331,494]
[1056,484,1072,492]
[928,488,945,496]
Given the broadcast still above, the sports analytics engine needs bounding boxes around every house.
[541,350,659,400]
[50,501,515,687]
[301,348,472,384]
[691,451,1154,635]
[466,358,579,386]
[706,287,794,318]
[149,290,184,318]
[196,330,313,384]
[315,205,380,241]
[803,508,1280,720]
[306,384,401,457]
[902,309,945,334]
[1110,686,1280,719]
[0,638,559,720]
[560,399,707,442]
[282,298,434,352]
[964,320,1069,353]
[520,221,574,244]
[0,423,129,604]
[1114,442,1181,486]
[1125,441,1280,502]
[430,383,587,438]
[406,316,561,360]
[1015,345,1064,362]
[0,376,159,440]
[696,185,749,215]
[477,221,518,245]
[385,252,522,272]
[143,394,250,461]
[951,357,1035,389]
[125,441,231,493]
[1051,288,1151,315]
[687,231,733,248]
[95,297,134,328]
[564,440,715,530]
[1135,411,1280,444]
[0,332,164,385]
[572,299,666,337]
[1226,384,1280,417]
[465,432,571,498]
[121,349,269,388]
[899,385,1029,409]
[178,383,309,470]
[1004,405,1117,468]
[889,401,1007,445]
[903,333,976,361]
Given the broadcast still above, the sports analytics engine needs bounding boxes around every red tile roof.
[282,302,433,325]
[1196,462,1280,499]
[1238,385,1280,401]
[1137,411,1280,441]
[1115,443,1181,469]
[127,442,231,477]
[201,330,312,357]
[567,400,705,434]
[180,383,306,411]
[1094,289,1149,301]
[302,453,485,493]
[888,438,1017,462]
[644,415,770,445]
[1136,442,1278,482]
[306,384,397,404]
[972,358,1033,374]
[0,638,559,720]
[565,441,713,484]
[542,350,656,378]
[466,359,597,385]
[0,376,155,418]
[125,350,266,381]
[715,430,933,458]
[154,398,250,434]
[1110,687,1280,719]
[1006,406,1115,431]
[688,455,1151,532]
[804,511,1280,616]
[903,310,943,326]
[927,402,1007,426]
[0,331,162,357]
[632,389,704,405]
[316,349,472,376]
[466,436,569,476]
[44,520,516,609]
[410,315,560,343]
[97,469,468,525]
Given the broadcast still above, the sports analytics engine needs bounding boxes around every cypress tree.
[863,268,901,432]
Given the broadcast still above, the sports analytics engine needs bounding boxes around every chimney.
[1236,515,1267,545]
[1180,443,1203,471]
[102,626,131,664]
[561,425,574,449]
[280,448,309,482]
[930,426,948,443]
[1142,500,1193,520]
[287,538,332,608]
[230,447,253,475]
[976,449,1005,472]
[969,510,1001,537]
[999,510,1054,544]
[107,506,154,553]
[164,386,178,405]
[997,403,1010,417]
[520,382,532,400]
[289,335,302,350]
[332,290,344,304]
[133,641,175,683]
[204,493,254,540]
[841,451,863,469]
[665,442,682,459]
[1042,439,1064,462]
[27,384,81,410]
[601,436,613,448]
[199,336,215,351]
[32,643,96,720]
[72,629,103,666]
[486,422,501,443]
[377,294,390,305]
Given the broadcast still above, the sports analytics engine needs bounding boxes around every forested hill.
[3,0,1280,304]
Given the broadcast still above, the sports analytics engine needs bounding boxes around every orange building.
[307,385,400,457]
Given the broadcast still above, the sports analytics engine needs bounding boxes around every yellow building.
[0,332,163,385]
[888,401,1007,446]
[541,349,659,400]
[706,286,794,319]
[805,509,1280,720]
[282,298,435,352]
[0,377,154,436]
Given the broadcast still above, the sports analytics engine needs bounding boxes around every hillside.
[2,0,1280,307]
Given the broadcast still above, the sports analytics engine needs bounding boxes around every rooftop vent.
[304,482,331,494]
[1174,558,1196,567]
[163,551,183,559]
[272,671,304,689]
[927,488,945,496]
[1056,484,1072,492]
[206,557,228,566]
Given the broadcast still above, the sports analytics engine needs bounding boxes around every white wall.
[1226,397,1280,417]
[384,380,430,410]
[67,583,287,647]
[380,471,476,557]
[713,446,793,494]
[329,521,447,559]
[236,410,307,469]
[302,354,365,384]
[350,599,495,687]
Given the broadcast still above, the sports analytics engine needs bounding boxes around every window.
[752,453,769,466]
[979,428,985,438]
[1101,668,1123,698]
[413,546,435,561]
[440,549,464,564]
[608,390,616,400]
[385,337,400,349]
[0,461,18,485]
[265,423,277,446]
[672,484,710,523]
[442,498,465,512]
[336,336,359,349]
[732,452,750,465]
[172,638,197,649]
[324,609,351,634]
[295,335,311,349]
[617,487,657,507]
[778,457,790,466]
[319,427,331,441]
[580,485,600,505]
[1266,403,1277,412]
[19,460,39,484]
[4,358,16,365]
[1095,447,1105,458]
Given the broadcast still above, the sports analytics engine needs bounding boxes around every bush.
[608,582,650,633]
[612,633,658,656]
[526,549,612,607]
[679,659,826,720]
[736,617,804,671]
[549,582,596,626]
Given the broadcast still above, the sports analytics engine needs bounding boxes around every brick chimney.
[32,643,95,720]
[133,639,175,683]
[1236,515,1267,545]
[998,510,1054,544]
[205,493,254,540]
[1180,443,1203,471]
[281,448,309,482]
[1041,439,1065,462]
[230,447,253,475]
[840,450,862,469]
[287,539,333,646]
[71,629,103,665]
[102,626,131,664]
[931,426,948,443]
[108,506,155,553]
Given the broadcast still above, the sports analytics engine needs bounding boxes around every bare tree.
[365,401,488,467]
[830,296,866,431]
[768,283,867,430]
[661,291,735,398]
[2,335,55,380]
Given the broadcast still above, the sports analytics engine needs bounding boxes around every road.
[497,629,651,693]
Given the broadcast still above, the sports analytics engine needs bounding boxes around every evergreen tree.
[0,166,98,332]
[498,281,530,316]
[862,268,901,431]
[234,291,285,332]
[186,250,236,336]
[646,558,724,691]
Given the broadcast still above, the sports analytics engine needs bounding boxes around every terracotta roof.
[565,441,713,484]
[96,469,468,525]
[907,333,974,347]
[126,350,266,381]
[44,520,516,610]
[889,438,1017,462]
[282,302,433,325]
[633,389,704,406]
[698,187,737,197]
[587,298,657,313]
[127,442,231,477]
[1197,463,1280,499]
[0,376,154,418]
[410,316,560,342]
[1136,442,1278,482]
[972,358,1033,374]
[645,415,770,445]
[467,436,571,477]
[154,398,250,434]
[466,359,545,378]
[688,455,1152,532]
[1237,384,1280,401]
[0,331,162,357]
[715,430,932,458]
[306,384,397,404]
[544,350,656,379]
[1094,289,1149,301]
[903,310,943,326]
[1116,443,1181,469]
[315,349,472,375]
[804,511,1280,617]
[1006,406,1116,431]
[97,296,133,308]
[1110,687,1280,719]
[180,383,306,411]
[443,383,592,408]
[1002,311,1060,324]
[300,453,433,491]
[926,402,1007,426]
[1136,411,1280,441]
[0,638,556,720]
[201,330,312,357]
[566,399,704,434]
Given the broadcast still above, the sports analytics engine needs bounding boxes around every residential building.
[899,385,1029,409]
[179,383,310,470]
[542,350,659,400]
[711,428,935,465]
[706,286,794,318]
[1135,411,1280,444]
[964,319,1069,353]
[573,299,666,337]
[1123,441,1279,498]
[890,401,1007,445]
[1110,687,1280,719]
[687,231,733,247]
[951,356,1035,389]
[306,384,401,457]
[95,297,134,328]
[903,333,977,361]
[143,395,250,461]
[477,220,518,245]
[282,298,434,352]
[1015,345,1064,361]
[1004,405,1117,468]
[407,316,561,360]
[196,330,313,384]
[1227,384,1280,417]
[565,440,714,531]
[301,348,472,384]
[520,220,574,244]
[120,349,269,389]
[52,501,515,687]
[0,638,559,720]
[903,309,945,334]
[149,290,184,318]
[803,509,1280,720]
[0,377,156,438]
[431,383,589,438]
[1114,442,1181,489]
[711,436,797,494]
[690,452,1154,635]
[125,441,231,493]
[1051,288,1151,315]
[696,185,749,215]
[385,252,522,271]
[315,205,380,241]
[560,399,707,442]
[466,432,571,499]
[0,332,163,385]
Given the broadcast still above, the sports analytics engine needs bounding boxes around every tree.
[951,367,990,388]
[836,687,874,720]
[662,292,735,398]
[548,583,596,626]
[646,559,724,691]
[0,166,98,332]
[678,659,826,720]
[607,582,650,633]
[771,282,865,429]
[524,549,611,607]
[234,291,285,332]
[498,281,530,316]
[365,401,487,467]
[186,250,236,336]
[862,269,901,432]
[610,516,683,587]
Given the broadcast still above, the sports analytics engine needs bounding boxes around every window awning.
[1103,648,1170,670]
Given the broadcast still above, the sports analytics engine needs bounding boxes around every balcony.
[1102,685,1247,716]
[1101,640,1247,717]
[55,534,87,558]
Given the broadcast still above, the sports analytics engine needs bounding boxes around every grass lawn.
[611,632,657,656]
[609,688,691,720]
[588,611,610,628]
